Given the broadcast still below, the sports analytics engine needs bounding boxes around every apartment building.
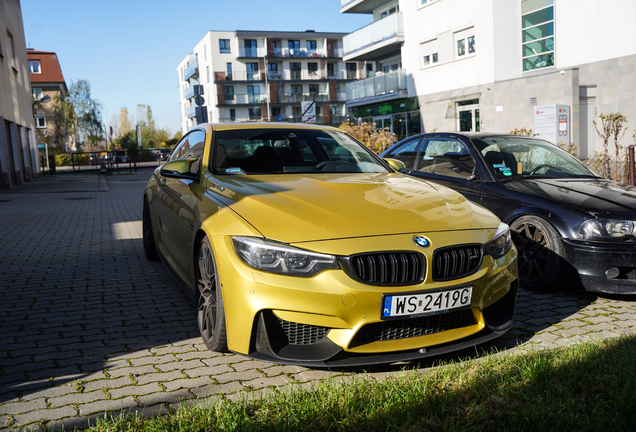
[177,30,355,133]
[341,0,422,141]
[0,0,38,189]
[342,0,636,158]
[27,49,69,151]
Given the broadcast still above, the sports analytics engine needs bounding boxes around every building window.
[309,84,319,95]
[308,62,319,77]
[230,108,236,120]
[306,40,317,53]
[220,39,231,53]
[249,107,261,120]
[226,63,233,80]
[422,53,438,67]
[291,84,303,95]
[455,28,475,58]
[346,63,357,79]
[522,0,554,71]
[244,39,257,57]
[32,88,43,100]
[225,85,234,101]
[35,115,46,128]
[29,60,41,74]
[206,66,210,83]
[327,63,335,78]
[290,62,301,80]
[247,85,260,103]
[8,31,16,69]
[420,0,439,6]
[246,62,259,80]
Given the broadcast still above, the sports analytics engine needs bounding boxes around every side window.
[416,138,475,179]
[170,130,206,174]
[382,138,422,170]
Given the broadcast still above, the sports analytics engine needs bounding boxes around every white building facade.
[177,30,355,134]
[343,0,636,157]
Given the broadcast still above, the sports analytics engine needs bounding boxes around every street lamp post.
[33,95,52,175]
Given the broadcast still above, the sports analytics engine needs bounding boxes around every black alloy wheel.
[196,237,228,352]
[142,198,159,261]
[510,216,567,291]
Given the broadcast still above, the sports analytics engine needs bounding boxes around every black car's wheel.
[142,198,159,261]
[196,237,228,352]
[510,216,567,291]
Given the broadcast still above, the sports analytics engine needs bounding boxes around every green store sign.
[352,97,419,118]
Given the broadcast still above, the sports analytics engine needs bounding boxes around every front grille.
[268,315,330,346]
[349,309,476,347]
[342,252,426,286]
[433,245,483,281]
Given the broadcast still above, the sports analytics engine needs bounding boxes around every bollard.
[628,145,635,185]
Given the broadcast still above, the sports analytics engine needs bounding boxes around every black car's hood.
[503,178,636,218]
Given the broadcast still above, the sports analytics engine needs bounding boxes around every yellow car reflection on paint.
[143,122,518,367]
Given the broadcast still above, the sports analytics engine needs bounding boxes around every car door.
[405,136,483,204]
[382,137,422,170]
[154,130,206,282]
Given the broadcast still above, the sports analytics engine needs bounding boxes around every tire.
[142,198,159,261]
[196,237,228,352]
[510,215,567,292]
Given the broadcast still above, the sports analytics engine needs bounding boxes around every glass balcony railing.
[184,59,199,81]
[220,94,267,105]
[276,93,330,103]
[238,47,264,57]
[186,105,197,119]
[345,69,407,102]
[343,13,404,57]
[213,71,262,81]
[184,85,196,100]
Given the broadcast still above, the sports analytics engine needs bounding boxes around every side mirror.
[159,158,199,181]
[383,158,406,172]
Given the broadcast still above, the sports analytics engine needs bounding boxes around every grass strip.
[85,335,636,432]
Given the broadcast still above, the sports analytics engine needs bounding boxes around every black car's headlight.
[579,219,635,241]
[484,223,512,259]
[232,237,339,277]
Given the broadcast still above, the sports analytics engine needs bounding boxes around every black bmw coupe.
[381,132,636,295]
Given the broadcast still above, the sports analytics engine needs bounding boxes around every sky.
[21,0,369,137]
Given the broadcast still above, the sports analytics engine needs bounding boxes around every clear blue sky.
[21,0,369,137]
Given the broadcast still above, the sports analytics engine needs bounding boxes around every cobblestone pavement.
[1,172,635,431]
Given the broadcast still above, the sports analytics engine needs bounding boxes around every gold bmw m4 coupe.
[143,122,518,367]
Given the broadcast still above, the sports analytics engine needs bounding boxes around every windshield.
[472,136,599,180]
[211,128,389,174]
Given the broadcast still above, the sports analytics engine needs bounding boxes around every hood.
[505,178,636,217]
[207,173,499,243]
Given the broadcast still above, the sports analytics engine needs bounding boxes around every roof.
[27,49,66,86]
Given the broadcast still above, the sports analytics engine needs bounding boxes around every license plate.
[382,286,473,319]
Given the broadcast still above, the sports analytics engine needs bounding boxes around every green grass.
[85,336,636,432]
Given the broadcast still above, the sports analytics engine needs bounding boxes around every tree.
[51,94,76,152]
[339,121,397,154]
[66,79,103,148]
[117,107,132,138]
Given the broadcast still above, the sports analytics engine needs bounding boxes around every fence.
[40,150,162,175]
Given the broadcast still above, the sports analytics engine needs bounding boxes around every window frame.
[220,39,231,53]
[29,60,41,74]
[34,115,46,129]
[32,88,43,100]
[521,1,555,72]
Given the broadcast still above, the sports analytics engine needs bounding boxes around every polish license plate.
[382,286,473,319]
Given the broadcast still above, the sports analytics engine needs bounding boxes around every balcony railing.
[343,12,404,57]
[276,93,330,103]
[184,85,196,100]
[214,71,263,82]
[186,105,197,119]
[184,59,199,81]
[345,69,407,102]
[220,93,267,105]
[270,48,342,59]
[218,114,348,125]
[238,47,265,57]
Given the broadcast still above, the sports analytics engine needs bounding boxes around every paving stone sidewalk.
[0,171,635,431]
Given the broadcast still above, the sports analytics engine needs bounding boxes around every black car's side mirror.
[467,167,481,182]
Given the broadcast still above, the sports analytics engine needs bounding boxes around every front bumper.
[247,281,518,368]
[562,238,636,294]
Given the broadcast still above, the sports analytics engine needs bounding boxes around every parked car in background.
[381,132,636,295]
[155,148,172,161]
[113,151,127,163]
[142,123,518,367]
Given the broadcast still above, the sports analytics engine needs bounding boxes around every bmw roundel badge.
[413,236,431,248]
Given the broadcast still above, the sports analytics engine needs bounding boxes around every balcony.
[186,105,197,119]
[184,85,195,100]
[220,93,267,105]
[184,59,199,81]
[238,47,265,58]
[345,69,407,103]
[218,114,348,125]
[276,93,330,103]
[340,0,388,14]
[214,70,263,82]
[343,13,404,61]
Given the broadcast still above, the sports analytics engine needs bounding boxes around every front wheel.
[196,237,228,352]
[510,216,567,292]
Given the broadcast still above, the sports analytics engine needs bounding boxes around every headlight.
[579,219,635,241]
[232,237,339,277]
[484,222,512,259]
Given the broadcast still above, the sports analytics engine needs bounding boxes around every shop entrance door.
[457,103,480,132]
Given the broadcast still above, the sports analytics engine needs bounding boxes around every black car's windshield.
[472,136,599,181]
[211,128,389,174]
